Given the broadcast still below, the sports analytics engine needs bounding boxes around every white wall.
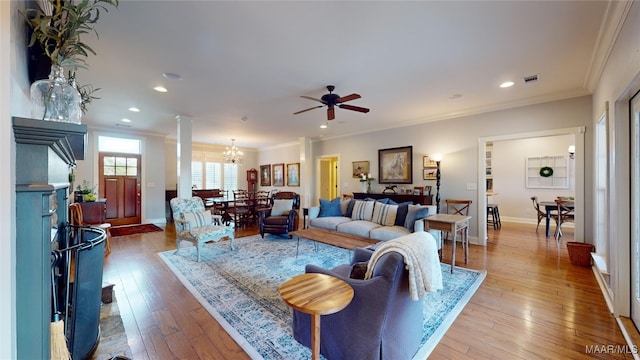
[492,134,575,222]
[312,96,592,242]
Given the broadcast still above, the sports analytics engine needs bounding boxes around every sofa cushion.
[340,198,354,217]
[369,225,411,241]
[394,201,413,226]
[404,205,430,231]
[351,200,375,221]
[310,216,352,230]
[271,199,293,216]
[337,220,381,238]
[319,197,342,217]
[372,202,398,226]
[183,210,212,228]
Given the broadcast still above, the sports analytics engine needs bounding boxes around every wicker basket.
[566,242,595,267]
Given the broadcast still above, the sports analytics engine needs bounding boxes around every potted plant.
[21,0,119,123]
[75,180,96,202]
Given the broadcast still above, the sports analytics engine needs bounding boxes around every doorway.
[98,152,141,226]
[317,155,338,203]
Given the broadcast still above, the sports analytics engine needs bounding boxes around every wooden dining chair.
[444,199,472,240]
[530,196,558,233]
[555,199,575,240]
[69,203,112,255]
[230,190,251,227]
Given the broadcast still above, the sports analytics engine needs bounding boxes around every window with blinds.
[191,150,235,190]
[224,163,238,191]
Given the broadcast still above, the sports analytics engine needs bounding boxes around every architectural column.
[176,115,193,198]
[299,137,313,208]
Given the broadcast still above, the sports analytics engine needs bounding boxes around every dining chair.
[444,199,472,240]
[530,196,558,233]
[230,190,251,227]
[555,198,575,240]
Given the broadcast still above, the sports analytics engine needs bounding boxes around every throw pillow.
[271,199,294,216]
[345,199,356,217]
[351,200,375,221]
[319,197,342,217]
[371,202,398,226]
[394,201,413,226]
[340,199,352,216]
[349,262,368,279]
[404,205,429,231]
[182,210,212,228]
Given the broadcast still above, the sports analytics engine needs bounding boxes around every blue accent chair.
[292,247,424,360]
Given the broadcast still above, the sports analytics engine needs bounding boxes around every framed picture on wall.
[378,146,413,184]
[286,163,300,186]
[260,164,271,186]
[423,168,437,180]
[272,163,284,187]
[423,155,437,168]
[352,161,369,178]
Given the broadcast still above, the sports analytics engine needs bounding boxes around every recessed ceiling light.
[500,81,515,88]
[162,72,183,80]
[128,107,140,112]
[320,123,328,129]
[153,86,168,93]
[121,118,131,123]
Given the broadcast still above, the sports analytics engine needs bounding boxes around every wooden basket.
[566,242,595,267]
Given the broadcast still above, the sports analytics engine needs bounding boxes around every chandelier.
[223,138,244,164]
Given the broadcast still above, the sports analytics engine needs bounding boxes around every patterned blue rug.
[159,235,486,359]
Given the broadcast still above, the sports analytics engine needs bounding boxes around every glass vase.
[361,181,367,193]
[30,65,82,124]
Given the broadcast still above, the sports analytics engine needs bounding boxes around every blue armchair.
[292,247,424,360]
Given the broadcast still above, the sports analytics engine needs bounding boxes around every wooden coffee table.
[290,228,378,255]
[278,273,354,360]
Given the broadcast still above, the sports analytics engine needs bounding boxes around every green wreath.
[539,166,554,177]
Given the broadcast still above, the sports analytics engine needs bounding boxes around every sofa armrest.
[308,206,320,219]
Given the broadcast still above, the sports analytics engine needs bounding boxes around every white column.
[299,137,313,208]
[176,115,193,198]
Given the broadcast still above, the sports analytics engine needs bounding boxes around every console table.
[352,192,433,205]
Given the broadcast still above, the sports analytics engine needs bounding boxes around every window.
[191,150,230,190]
[98,136,140,154]
[224,163,238,191]
[205,162,221,189]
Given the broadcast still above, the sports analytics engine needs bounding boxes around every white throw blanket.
[364,232,443,301]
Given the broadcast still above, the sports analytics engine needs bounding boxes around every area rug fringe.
[159,235,486,359]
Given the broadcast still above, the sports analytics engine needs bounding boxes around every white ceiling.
[76,0,614,149]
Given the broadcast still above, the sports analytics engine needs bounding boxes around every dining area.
[530,196,575,238]
[205,189,273,227]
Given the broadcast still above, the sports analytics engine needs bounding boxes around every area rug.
[90,294,133,360]
[110,223,163,237]
[159,235,486,360]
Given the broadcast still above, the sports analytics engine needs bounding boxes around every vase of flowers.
[22,0,119,123]
[360,173,374,193]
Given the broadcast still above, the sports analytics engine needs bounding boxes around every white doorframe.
[315,153,340,206]
[477,127,585,246]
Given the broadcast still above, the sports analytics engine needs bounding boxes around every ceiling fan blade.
[327,107,335,120]
[337,93,361,103]
[339,104,370,113]
[293,105,323,115]
[300,95,325,104]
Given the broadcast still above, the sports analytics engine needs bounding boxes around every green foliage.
[21,0,119,69]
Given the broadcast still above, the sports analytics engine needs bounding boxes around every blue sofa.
[292,247,424,360]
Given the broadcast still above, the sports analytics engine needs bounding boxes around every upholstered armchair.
[292,247,424,360]
[170,197,235,261]
[258,192,300,238]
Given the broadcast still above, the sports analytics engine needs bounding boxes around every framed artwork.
[378,146,413,184]
[423,168,437,180]
[272,163,284,187]
[352,161,370,178]
[286,162,300,186]
[260,164,271,186]
[413,186,423,195]
[423,155,437,168]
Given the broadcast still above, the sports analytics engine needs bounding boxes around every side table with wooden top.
[424,214,471,273]
[278,273,354,360]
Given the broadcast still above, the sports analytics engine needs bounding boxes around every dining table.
[207,196,235,225]
[539,200,575,237]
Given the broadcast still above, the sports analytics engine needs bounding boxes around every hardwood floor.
[103,221,633,359]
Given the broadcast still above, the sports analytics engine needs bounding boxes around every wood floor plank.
[103,220,632,359]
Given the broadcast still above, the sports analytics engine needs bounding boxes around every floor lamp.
[433,154,442,214]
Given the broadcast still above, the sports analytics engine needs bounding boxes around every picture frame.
[260,164,271,186]
[423,155,437,168]
[272,163,284,187]
[423,168,437,180]
[413,186,423,196]
[378,146,413,184]
[286,162,300,187]
[352,160,370,178]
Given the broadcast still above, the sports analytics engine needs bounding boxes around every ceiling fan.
[293,85,370,120]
